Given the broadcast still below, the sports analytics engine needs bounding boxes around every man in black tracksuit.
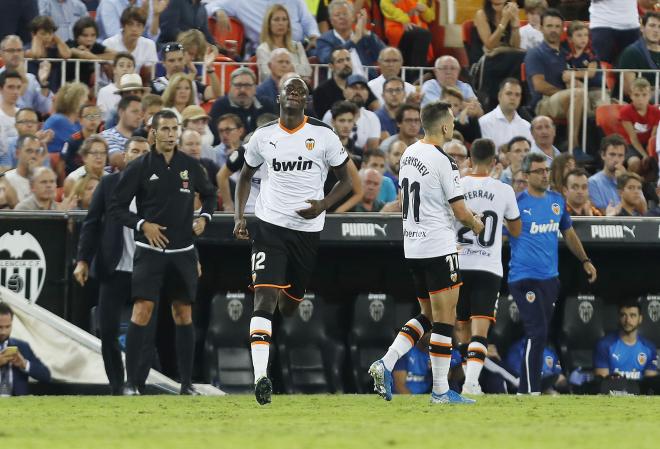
[110,109,217,395]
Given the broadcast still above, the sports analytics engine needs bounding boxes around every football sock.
[175,324,195,387]
[429,322,454,395]
[465,335,488,386]
[382,314,432,371]
[125,321,147,386]
[458,342,469,374]
[250,310,273,382]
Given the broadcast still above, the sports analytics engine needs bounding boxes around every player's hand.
[142,222,169,249]
[73,261,89,286]
[471,214,485,235]
[0,350,13,367]
[296,199,326,219]
[233,218,249,240]
[11,351,27,371]
[583,261,597,283]
[152,0,169,15]
[192,217,206,236]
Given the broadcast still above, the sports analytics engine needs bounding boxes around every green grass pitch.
[3,395,660,449]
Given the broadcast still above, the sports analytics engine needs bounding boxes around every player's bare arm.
[451,199,485,235]
[296,159,353,219]
[505,217,522,237]
[233,163,258,240]
[562,227,597,283]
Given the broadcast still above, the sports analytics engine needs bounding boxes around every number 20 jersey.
[399,140,464,259]
[456,175,520,277]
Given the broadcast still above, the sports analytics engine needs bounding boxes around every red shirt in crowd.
[618,103,660,147]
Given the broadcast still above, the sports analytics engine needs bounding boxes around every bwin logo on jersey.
[0,231,46,304]
[578,301,594,323]
[227,299,244,322]
[530,221,560,234]
[272,157,312,172]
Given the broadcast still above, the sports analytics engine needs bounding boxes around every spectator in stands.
[313,48,356,118]
[440,86,482,145]
[323,74,381,151]
[102,6,158,71]
[0,71,23,168]
[501,136,531,185]
[317,0,385,77]
[106,73,150,129]
[549,152,575,193]
[256,4,312,81]
[565,20,606,109]
[368,47,417,105]
[381,0,434,69]
[26,16,72,91]
[362,148,397,202]
[375,77,406,140]
[66,17,116,85]
[511,168,527,194]
[563,168,603,216]
[181,105,214,159]
[70,173,101,210]
[134,93,163,139]
[151,42,220,104]
[329,100,363,160]
[179,129,219,189]
[97,0,164,42]
[379,103,421,153]
[63,134,108,197]
[594,302,658,380]
[479,78,533,149]
[256,49,295,100]
[207,0,321,55]
[530,115,560,163]
[0,302,51,396]
[444,139,470,177]
[97,52,137,122]
[351,168,384,212]
[520,0,547,50]
[61,104,103,176]
[209,67,275,140]
[0,170,19,210]
[620,77,660,174]
[617,11,660,97]
[4,135,47,202]
[639,0,660,15]
[0,1,38,45]
[14,167,64,210]
[212,113,245,168]
[43,83,89,158]
[589,0,641,65]
[421,56,478,107]
[4,108,54,170]
[102,95,144,169]
[0,35,54,116]
[473,0,526,109]
[177,29,208,78]
[504,337,567,395]
[612,172,646,216]
[38,0,89,42]
[588,134,629,213]
[385,139,405,187]
[159,0,215,45]
[161,73,196,119]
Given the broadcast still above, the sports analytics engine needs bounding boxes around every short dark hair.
[16,107,37,120]
[567,20,588,37]
[152,109,179,130]
[118,95,142,112]
[330,47,349,64]
[30,16,57,34]
[330,100,359,119]
[508,136,531,149]
[73,17,99,41]
[395,103,421,123]
[383,76,405,92]
[498,77,522,92]
[0,302,13,317]
[0,70,22,88]
[619,300,642,314]
[80,134,108,157]
[363,148,386,164]
[541,8,564,25]
[600,134,627,153]
[120,6,147,27]
[17,134,40,151]
[642,11,660,26]
[217,113,244,129]
[79,103,98,117]
[616,172,642,190]
[124,136,148,151]
[563,167,589,188]
[521,152,547,173]
[420,101,452,134]
[113,51,135,67]
[470,138,496,164]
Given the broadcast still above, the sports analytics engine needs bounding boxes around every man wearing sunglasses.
[508,152,597,395]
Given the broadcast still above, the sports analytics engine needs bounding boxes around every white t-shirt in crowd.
[0,107,18,165]
[96,82,120,122]
[520,24,544,50]
[368,74,416,105]
[102,34,158,70]
[589,0,639,30]
[4,169,30,202]
[322,107,381,150]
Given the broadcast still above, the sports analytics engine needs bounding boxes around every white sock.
[465,341,487,385]
[382,317,426,371]
[250,315,272,382]
[430,332,452,395]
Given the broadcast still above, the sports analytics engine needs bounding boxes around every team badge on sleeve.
[551,203,560,215]
[526,291,536,303]
[305,138,315,151]
[638,352,648,366]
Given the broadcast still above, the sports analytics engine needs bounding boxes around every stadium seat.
[560,294,605,372]
[601,302,620,334]
[212,56,241,97]
[595,104,626,137]
[208,16,245,55]
[276,293,345,394]
[490,294,524,356]
[348,293,397,393]
[204,291,255,393]
[638,294,660,347]
[599,61,617,92]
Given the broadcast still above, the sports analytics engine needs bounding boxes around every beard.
[337,67,352,79]
[350,96,365,108]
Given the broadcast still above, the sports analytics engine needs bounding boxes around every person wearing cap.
[151,42,221,104]
[102,95,145,170]
[181,105,215,161]
[321,74,381,151]
[208,67,276,141]
[256,49,295,101]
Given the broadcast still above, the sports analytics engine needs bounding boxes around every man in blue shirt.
[509,152,597,394]
[588,134,627,213]
[505,338,566,394]
[594,303,658,380]
[524,9,585,150]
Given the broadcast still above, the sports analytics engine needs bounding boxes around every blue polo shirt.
[588,171,619,211]
[505,338,563,379]
[594,333,658,380]
[375,107,398,137]
[393,347,462,394]
[524,41,570,109]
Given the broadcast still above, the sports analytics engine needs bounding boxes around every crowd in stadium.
[0,0,659,398]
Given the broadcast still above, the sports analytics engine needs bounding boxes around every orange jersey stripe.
[282,289,303,302]
[470,315,496,322]
[399,332,415,346]
[251,341,270,346]
[429,353,452,358]
[429,282,463,295]
[250,329,272,336]
[254,283,292,290]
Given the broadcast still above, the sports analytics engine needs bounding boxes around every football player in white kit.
[454,138,521,395]
[233,76,354,405]
[369,101,485,404]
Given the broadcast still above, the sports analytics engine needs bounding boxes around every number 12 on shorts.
[252,252,266,271]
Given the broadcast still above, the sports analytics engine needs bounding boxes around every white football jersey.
[399,140,464,258]
[244,117,348,232]
[457,175,520,277]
